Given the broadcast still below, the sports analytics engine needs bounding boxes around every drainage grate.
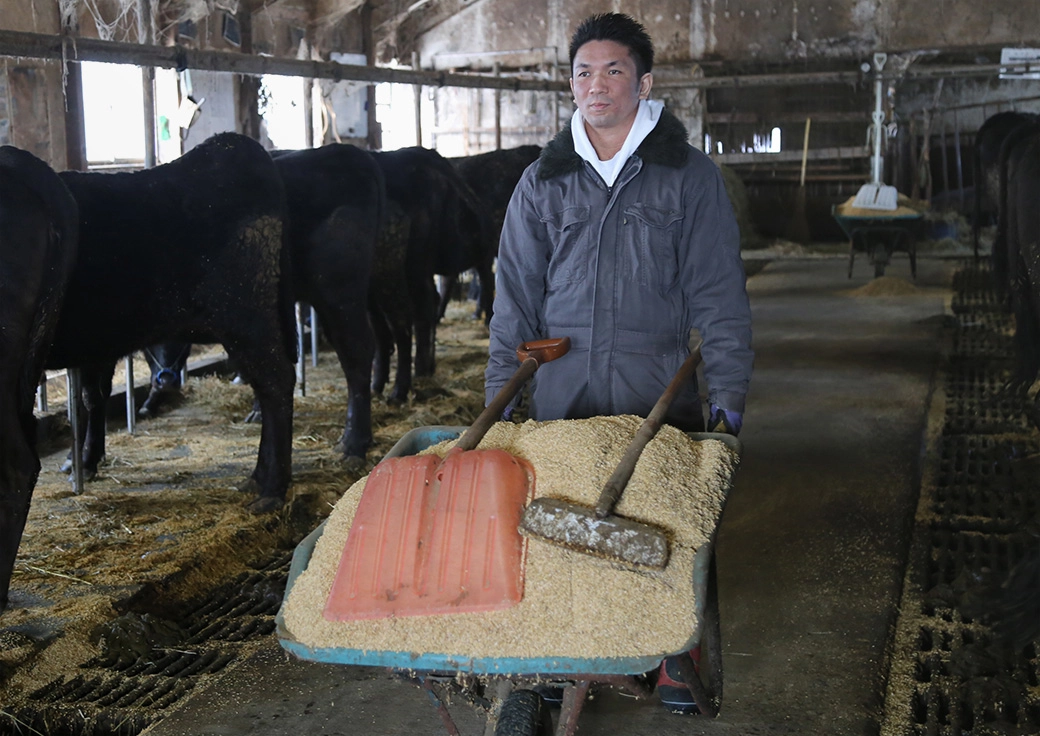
[932,435,1040,531]
[943,364,1033,435]
[950,329,1015,362]
[0,551,292,736]
[954,309,1014,335]
[950,266,1005,315]
[882,261,1040,736]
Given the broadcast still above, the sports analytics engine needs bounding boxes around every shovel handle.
[456,337,571,452]
[594,340,704,518]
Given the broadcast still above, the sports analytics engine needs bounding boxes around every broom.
[518,340,704,570]
[786,116,812,243]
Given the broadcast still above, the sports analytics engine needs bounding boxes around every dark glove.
[502,404,515,422]
[708,404,743,435]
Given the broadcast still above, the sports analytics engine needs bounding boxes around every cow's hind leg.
[60,363,113,480]
[318,302,375,466]
[0,386,41,611]
[223,341,295,513]
[80,363,114,479]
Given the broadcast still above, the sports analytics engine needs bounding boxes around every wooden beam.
[0,29,567,92]
[656,69,864,89]
[711,146,870,165]
[705,111,870,125]
[658,61,1040,89]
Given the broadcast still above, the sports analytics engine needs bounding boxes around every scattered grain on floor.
[282,416,740,666]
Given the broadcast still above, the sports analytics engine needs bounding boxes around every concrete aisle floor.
[142,254,959,736]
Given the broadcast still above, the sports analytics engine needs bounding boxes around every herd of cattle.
[0,133,542,612]
[973,111,1040,398]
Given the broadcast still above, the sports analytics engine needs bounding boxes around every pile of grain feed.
[281,416,740,664]
[834,193,925,219]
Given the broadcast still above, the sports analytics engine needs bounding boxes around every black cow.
[271,144,383,462]
[49,132,297,514]
[973,111,1038,273]
[368,147,492,403]
[997,123,1040,394]
[0,145,79,611]
[440,145,542,322]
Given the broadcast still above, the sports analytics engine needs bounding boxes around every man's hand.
[708,404,742,435]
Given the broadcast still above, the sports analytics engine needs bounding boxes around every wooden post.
[494,61,501,150]
[939,112,949,209]
[910,115,920,201]
[953,109,964,212]
[462,90,470,155]
[552,63,560,135]
[362,2,379,150]
[137,0,156,168]
[923,112,933,204]
[303,36,314,149]
[412,51,422,147]
[63,59,88,171]
[236,9,260,140]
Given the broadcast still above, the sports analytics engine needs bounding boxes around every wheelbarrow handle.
[456,337,571,452]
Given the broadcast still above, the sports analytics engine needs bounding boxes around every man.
[485,12,753,714]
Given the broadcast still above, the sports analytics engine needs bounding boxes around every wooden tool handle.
[594,342,704,518]
[456,337,572,452]
[457,357,538,451]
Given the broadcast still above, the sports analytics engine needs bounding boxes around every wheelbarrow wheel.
[494,689,553,736]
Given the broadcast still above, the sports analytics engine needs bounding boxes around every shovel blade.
[324,449,534,621]
[519,498,671,570]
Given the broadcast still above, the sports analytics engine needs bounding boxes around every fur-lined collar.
[537,107,690,180]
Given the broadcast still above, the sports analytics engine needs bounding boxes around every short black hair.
[568,13,654,79]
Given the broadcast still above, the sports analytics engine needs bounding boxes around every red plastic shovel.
[324,337,571,621]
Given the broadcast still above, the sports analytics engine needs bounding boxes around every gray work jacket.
[485,109,753,426]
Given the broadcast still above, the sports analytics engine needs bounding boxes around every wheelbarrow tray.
[832,207,923,242]
[275,425,741,678]
[832,204,926,278]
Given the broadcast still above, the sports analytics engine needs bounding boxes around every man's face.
[570,39,652,134]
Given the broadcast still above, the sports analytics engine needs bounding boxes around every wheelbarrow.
[832,204,925,279]
[276,424,741,736]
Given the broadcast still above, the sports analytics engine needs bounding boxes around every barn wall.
[0,58,69,168]
[410,0,1040,68]
[0,0,68,168]
[404,0,1040,164]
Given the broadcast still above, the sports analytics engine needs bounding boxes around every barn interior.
[1,2,1039,736]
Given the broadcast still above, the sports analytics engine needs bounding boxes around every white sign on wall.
[1000,48,1040,80]
[326,52,368,140]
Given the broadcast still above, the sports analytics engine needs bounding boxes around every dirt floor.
[0,302,493,709]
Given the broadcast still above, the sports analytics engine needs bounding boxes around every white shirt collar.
[571,99,664,187]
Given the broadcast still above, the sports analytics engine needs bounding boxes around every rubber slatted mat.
[0,552,291,736]
[881,261,1040,736]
